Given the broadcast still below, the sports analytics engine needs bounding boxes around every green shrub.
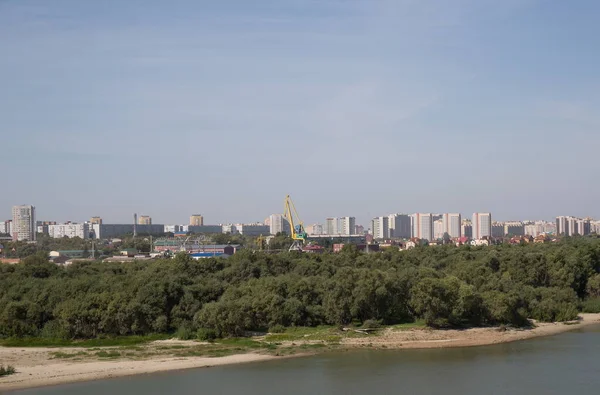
[196,328,217,341]
[0,364,17,376]
[269,324,285,334]
[361,319,382,329]
[176,324,195,341]
[581,297,600,313]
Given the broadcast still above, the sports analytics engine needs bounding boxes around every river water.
[12,325,600,395]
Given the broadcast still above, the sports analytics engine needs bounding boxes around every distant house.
[120,248,138,257]
[50,250,87,258]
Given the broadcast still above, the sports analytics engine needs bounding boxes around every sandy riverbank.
[1,313,599,392]
[342,313,600,349]
[0,352,278,391]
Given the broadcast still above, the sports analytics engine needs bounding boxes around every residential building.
[91,224,165,239]
[461,220,473,238]
[324,217,355,235]
[577,219,591,236]
[221,224,237,234]
[48,223,90,239]
[504,222,525,236]
[190,215,204,226]
[164,225,184,233]
[492,222,504,238]
[433,219,445,240]
[138,216,152,225]
[269,214,290,235]
[472,213,492,239]
[354,224,365,235]
[0,221,7,235]
[371,216,389,239]
[305,224,323,235]
[524,221,555,237]
[235,224,270,237]
[556,216,570,236]
[411,213,434,241]
[12,205,36,242]
[325,218,336,235]
[591,221,600,235]
[442,213,462,238]
[388,214,411,239]
[90,217,103,225]
[188,225,222,234]
[338,217,356,235]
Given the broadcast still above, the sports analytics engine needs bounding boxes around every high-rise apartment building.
[305,224,323,235]
[325,218,336,235]
[411,213,434,241]
[48,223,90,239]
[355,224,365,235]
[556,216,569,235]
[556,216,589,236]
[462,220,473,238]
[472,213,492,239]
[190,215,204,226]
[371,216,389,239]
[492,222,505,238]
[138,216,152,225]
[324,217,355,235]
[90,217,103,225]
[577,219,591,236]
[12,205,36,242]
[442,213,462,238]
[338,217,356,235]
[388,214,411,239]
[269,214,290,235]
[433,219,445,240]
[504,222,525,236]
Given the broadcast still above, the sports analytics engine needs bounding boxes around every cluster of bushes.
[0,364,16,376]
[1,238,599,339]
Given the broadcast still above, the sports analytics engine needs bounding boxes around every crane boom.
[283,195,307,251]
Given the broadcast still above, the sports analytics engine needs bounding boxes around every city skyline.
[1,204,597,231]
[1,1,599,224]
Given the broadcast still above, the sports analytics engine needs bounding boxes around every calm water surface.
[12,325,600,395]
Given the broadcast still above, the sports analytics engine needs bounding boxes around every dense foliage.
[1,238,600,339]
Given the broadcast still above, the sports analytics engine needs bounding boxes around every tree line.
[1,237,600,339]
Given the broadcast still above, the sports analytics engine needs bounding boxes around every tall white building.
[592,221,600,235]
[472,213,492,239]
[48,223,90,239]
[556,216,570,236]
[411,213,434,241]
[324,217,355,235]
[442,213,462,238]
[388,214,411,239]
[371,216,389,239]
[325,218,336,235]
[12,205,36,242]
[269,214,290,235]
[433,219,445,240]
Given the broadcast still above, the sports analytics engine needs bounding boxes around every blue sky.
[1,0,598,226]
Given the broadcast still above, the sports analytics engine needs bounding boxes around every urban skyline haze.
[1,0,599,225]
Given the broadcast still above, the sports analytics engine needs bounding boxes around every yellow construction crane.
[283,194,308,251]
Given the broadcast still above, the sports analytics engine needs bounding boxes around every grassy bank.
[0,334,171,348]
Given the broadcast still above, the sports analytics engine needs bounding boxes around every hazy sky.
[1,0,599,226]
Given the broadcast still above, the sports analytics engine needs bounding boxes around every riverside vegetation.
[1,238,600,344]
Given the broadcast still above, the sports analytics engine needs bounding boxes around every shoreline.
[0,353,281,392]
[2,313,599,392]
[340,313,600,350]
